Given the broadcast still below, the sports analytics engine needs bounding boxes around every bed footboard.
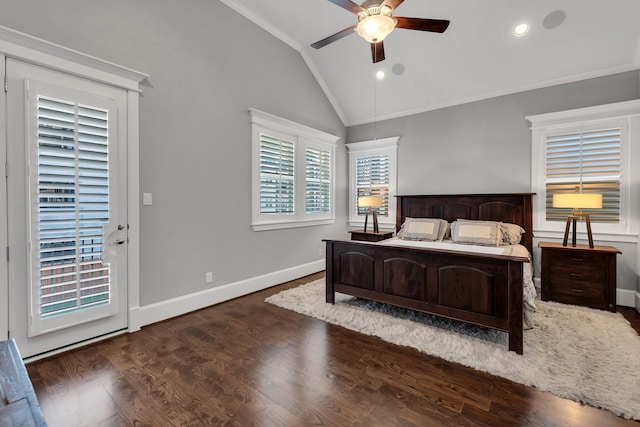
[325,240,525,354]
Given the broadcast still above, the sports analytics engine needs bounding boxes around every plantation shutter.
[545,128,621,222]
[259,133,295,215]
[305,146,331,214]
[356,154,390,216]
[36,95,111,318]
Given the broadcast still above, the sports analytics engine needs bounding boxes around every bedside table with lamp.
[350,195,393,242]
[539,190,621,312]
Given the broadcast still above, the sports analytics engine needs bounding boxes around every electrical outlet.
[318,247,324,257]
[205,272,213,283]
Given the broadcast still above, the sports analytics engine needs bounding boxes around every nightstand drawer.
[548,279,606,300]
[547,250,606,269]
[548,264,606,285]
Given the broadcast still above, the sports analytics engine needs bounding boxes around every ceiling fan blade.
[311,25,357,49]
[371,42,385,63]
[395,17,450,33]
[381,0,405,10]
[326,0,365,14]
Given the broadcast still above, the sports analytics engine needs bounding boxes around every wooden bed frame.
[325,193,534,354]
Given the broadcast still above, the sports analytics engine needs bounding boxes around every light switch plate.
[143,193,152,206]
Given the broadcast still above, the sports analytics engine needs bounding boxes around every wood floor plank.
[25,272,640,426]
[359,350,493,412]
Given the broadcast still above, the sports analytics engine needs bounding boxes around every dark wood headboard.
[396,193,535,254]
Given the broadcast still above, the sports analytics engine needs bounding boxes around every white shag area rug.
[265,279,640,420]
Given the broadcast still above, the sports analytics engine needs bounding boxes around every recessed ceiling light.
[514,23,529,37]
[376,70,385,80]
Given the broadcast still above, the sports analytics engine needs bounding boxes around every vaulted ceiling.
[221,0,640,126]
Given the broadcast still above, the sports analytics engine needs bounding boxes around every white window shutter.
[545,127,621,223]
[259,134,295,215]
[305,146,331,214]
[37,95,111,318]
[356,154,390,217]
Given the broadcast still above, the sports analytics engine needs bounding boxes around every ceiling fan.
[311,0,450,63]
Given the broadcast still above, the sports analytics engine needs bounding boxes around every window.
[356,155,390,217]
[305,146,332,214]
[259,134,294,215]
[545,127,621,223]
[250,109,338,231]
[528,100,640,238]
[35,95,112,319]
[347,137,399,229]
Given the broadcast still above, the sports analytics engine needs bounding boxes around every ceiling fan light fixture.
[311,0,450,63]
[356,14,396,43]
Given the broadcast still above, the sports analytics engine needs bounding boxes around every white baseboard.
[134,259,324,328]
[635,291,640,313]
[24,329,128,363]
[617,288,638,308]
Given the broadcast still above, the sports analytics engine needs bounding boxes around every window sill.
[534,229,638,244]
[252,218,335,231]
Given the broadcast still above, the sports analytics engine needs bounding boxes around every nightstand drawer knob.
[570,288,584,293]
[570,258,584,262]
[570,272,583,277]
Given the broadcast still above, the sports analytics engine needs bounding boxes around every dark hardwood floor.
[26,273,640,426]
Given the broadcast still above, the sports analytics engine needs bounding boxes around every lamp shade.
[553,193,602,209]
[356,14,396,43]
[358,195,383,208]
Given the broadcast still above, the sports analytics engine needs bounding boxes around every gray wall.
[348,71,640,293]
[0,0,348,305]
[348,71,639,194]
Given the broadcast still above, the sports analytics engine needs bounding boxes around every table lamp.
[552,190,602,248]
[358,195,383,233]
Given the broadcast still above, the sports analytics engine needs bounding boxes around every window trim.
[527,99,640,240]
[347,137,399,230]
[250,109,339,231]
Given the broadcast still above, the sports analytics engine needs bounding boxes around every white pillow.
[451,219,502,246]
[500,222,525,245]
[397,218,446,241]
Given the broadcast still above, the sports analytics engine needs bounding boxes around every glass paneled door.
[6,59,128,358]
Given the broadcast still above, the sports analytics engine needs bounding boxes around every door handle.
[115,238,126,245]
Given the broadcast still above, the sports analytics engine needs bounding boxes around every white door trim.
[0,25,147,91]
[0,24,146,345]
[1,53,8,341]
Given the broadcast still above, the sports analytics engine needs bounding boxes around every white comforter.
[377,238,538,329]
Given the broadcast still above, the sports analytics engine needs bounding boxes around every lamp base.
[362,209,379,233]
[562,213,594,248]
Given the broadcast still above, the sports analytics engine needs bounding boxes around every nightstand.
[539,241,621,312]
[349,229,393,242]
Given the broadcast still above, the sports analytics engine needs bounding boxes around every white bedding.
[376,237,538,329]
